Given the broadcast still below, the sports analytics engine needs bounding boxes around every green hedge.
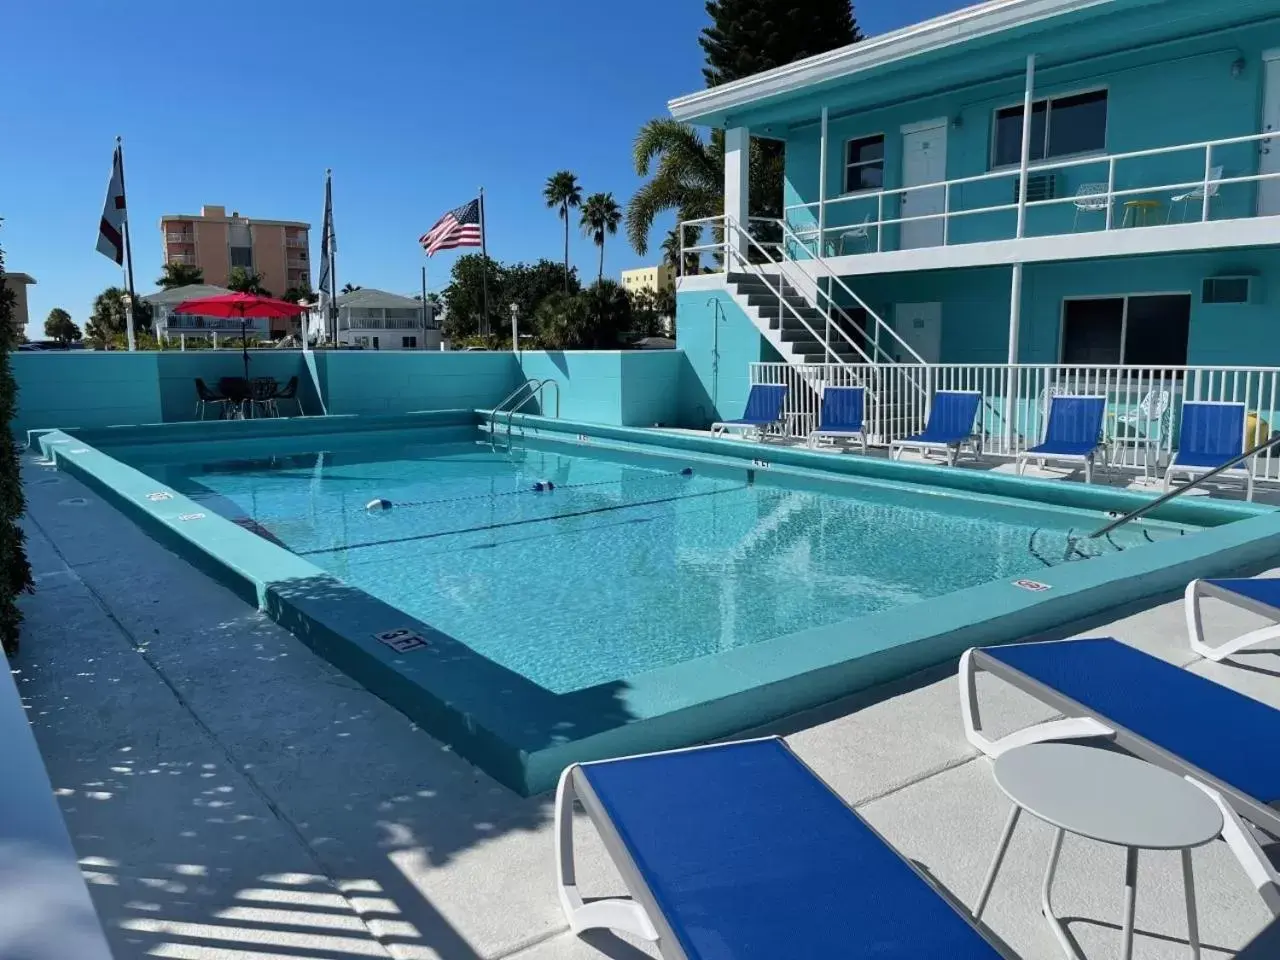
[0,239,33,654]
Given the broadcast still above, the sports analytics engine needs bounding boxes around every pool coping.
[36,411,1280,795]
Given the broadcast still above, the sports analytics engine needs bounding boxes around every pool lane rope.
[360,466,696,513]
[306,474,742,558]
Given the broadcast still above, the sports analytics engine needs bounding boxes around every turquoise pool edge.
[36,412,1280,796]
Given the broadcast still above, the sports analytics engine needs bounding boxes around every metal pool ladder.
[491,378,560,436]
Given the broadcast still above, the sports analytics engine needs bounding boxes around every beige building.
[160,205,310,335]
[3,271,35,338]
[621,264,675,295]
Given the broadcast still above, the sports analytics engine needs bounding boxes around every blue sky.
[2,0,962,336]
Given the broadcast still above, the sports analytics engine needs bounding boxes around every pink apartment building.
[160,205,310,336]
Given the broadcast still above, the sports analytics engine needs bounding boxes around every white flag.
[96,144,127,265]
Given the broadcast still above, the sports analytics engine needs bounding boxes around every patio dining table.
[218,377,280,419]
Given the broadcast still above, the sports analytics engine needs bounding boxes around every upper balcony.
[166,232,194,245]
[776,131,1280,277]
[286,235,307,249]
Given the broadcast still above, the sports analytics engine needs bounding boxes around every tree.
[700,0,860,87]
[156,261,204,289]
[580,192,622,283]
[698,0,861,228]
[85,287,153,346]
[442,254,505,340]
[43,308,80,344]
[227,267,270,296]
[340,282,363,294]
[0,235,32,653]
[506,259,579,324]
[282,279,316,305]
[534,292,592,349]
[543,171,583,292]
[583,279,631,347]
[626,120,723,257]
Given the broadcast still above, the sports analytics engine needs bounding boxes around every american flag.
[420,198,482,256]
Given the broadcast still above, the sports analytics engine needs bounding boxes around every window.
[843,135,885,193]
[1061,294,1190,365]
[402,336,417,348]
[993,89,1107,167]
[229,246,253,268]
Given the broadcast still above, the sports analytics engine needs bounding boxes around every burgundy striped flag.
[96,144,127,265]
[419,198,482,257]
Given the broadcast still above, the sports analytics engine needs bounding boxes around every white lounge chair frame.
[1185,578,1280,662]
[958,645,1280,916]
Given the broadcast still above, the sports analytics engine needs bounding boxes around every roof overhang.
[668,0,1127,127]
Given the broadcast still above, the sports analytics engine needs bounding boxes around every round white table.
[973,743,1223,960]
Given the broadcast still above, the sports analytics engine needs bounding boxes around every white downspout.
[818,107,831,352]
[1008,53,1036,365]
[1006,54,1036,453]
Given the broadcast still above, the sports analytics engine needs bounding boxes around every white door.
[900,121,948,249]
[893,302,942,363]
[1261,53,1280,215]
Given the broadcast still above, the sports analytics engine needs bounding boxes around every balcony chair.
[1170,165,1223,222]
[837,215,874,254]
[1071,183,1111,230]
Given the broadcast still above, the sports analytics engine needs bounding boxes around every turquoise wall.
[13,349,695,436]
[676,290,781,427]
[784,29,1276,247]
[13,353,163,435]
[311,351,521,415]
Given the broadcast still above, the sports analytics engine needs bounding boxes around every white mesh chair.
[1072,183,1111,230]
[836,215,873,254]
[1170,165,1223,222]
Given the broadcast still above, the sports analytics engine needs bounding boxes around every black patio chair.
[194,379,230,420]
[268,376,301,417]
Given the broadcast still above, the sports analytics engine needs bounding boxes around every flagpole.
[478,187,489,338]
[420,265,428,352]
[326,169,338,346]
[117,137,138,352]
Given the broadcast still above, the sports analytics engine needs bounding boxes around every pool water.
[138,436,1190,693]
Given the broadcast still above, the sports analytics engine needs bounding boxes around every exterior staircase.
[725,272,870,365]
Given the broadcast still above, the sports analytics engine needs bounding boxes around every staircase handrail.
[723,216,877,367]
[771,218,927,365]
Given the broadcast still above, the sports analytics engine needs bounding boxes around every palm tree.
[580,192,622,283]
[157,261,204,289]
[340,282,363,294]
[543,171,583,292]
[626,119,723,258]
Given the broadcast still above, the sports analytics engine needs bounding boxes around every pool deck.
[15,449,1280,959]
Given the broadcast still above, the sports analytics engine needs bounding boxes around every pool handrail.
[495,378,560,435]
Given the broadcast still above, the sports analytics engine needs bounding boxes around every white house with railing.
[334,287,440,351]
[670,0,1280,482]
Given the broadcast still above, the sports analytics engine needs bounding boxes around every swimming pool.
[37,410,1280,793]
[133,435,1187,695]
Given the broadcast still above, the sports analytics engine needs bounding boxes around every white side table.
[974,743,1223,960]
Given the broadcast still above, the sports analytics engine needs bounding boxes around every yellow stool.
[1247,412,1270,449]
[1122,199,1163,227]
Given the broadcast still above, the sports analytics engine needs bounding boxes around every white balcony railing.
[287,257,308,269]
[341,317,422,331]
[167,253,196,265]
[166,233,194,244]
[680,130,1280,271]
[286,236,307,248]
[750,362,1280,482]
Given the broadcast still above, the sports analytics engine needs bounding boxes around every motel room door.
[900,119,948,249]
[892,302,942,363]
[1261,51,1280,215]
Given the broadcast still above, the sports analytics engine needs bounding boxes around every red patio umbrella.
[173,292,305,380]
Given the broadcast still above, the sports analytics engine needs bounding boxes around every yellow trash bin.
[1247,412,1270,449]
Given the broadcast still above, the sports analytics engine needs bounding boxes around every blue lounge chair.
[807,385,867,452]
[711,384,788,440]
[1164,401,1254,501]
[960,638,1280,913]
[1186,576,1280,662]
[1014,394,1107,483]
[890,390,982,466]
[556,738,1016,959]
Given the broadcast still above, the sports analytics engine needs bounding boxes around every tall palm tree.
[626,120,722,258]
[157,261,205,289]
[580,192,622,283]
[543,171,583,292]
